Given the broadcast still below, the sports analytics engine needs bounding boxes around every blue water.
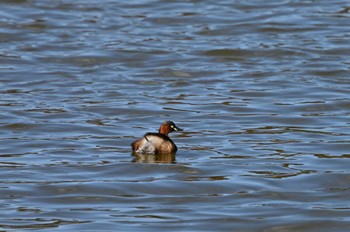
[0,0,349,231]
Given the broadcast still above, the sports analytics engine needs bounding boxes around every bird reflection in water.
[132,153,176,164]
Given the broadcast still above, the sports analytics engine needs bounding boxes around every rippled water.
[1,0,350,231]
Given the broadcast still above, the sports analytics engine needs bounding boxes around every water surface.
[1,0,350,231]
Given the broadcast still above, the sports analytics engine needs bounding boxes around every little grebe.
[131,121,183,155]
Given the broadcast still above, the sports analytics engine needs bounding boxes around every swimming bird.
[131,121,183,155]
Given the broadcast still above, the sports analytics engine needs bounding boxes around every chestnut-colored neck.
[159,125,170,136]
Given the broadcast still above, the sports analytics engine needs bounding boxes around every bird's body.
[131,121,182,155]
